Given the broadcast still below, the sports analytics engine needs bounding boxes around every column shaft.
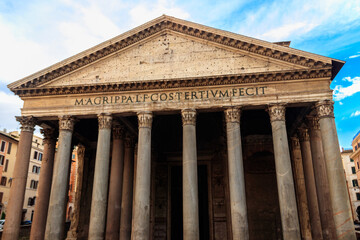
[182,109,199,240]
[2,117,36,240]
[316,101,357,239]
[89,114,113,240]
[45,116,76,240]
[225,107,249,239]
[120,135,135,240]
[298,128,323,239]
[105,125,125,240]
[30,128,57,240]
[307,116,337,240]
[290,137,312,240]
[131,112,152,240]
[268,105,300,240]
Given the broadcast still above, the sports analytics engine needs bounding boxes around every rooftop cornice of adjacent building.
[350,148,360,159]
[0,131,19,143]
[7,14,345,92]
[353,130,360,144]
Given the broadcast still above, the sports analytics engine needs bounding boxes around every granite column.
[131,112,152,240]
[105,123,125,240]
[120,134,135,240]
[224,107,249,239]
[307,116,337,240]
[181,109,199,240]
[45,116,76,240]
[268,104,300,240]
[315,100,356,239]
[2,116,36,240]
[290,137,312,240]
[30,127,57,240]
[298,128,323,239]
[88,113,113,240]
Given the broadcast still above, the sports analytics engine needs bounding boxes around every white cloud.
[351,110,360,118]
[237,0,360,42]
[333,77,360,101]
[0,91,23,131]
[349,52,360,59]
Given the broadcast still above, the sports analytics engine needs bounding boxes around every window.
[30,180,38,189]
[33,151,38,160]
[32,166,40,174]
[357,193,360,201]
[0,177,7,186]
[352,167,356,174]
[351,158,355,162]
[4,159,8,172]
[7,142,12,154]
[38,153,43,161]
[0,155,4,165]
[353,179,359,187]
[0,192,3,203]
[358,162,359,169]
[27,197,36,206]
[0,141,5,152]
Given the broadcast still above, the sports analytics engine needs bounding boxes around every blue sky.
[0,0,359,148]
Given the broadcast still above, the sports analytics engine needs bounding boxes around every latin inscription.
[74,86,267,106]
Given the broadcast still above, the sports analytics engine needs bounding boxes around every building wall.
[0,131,43,221]
[342,149,360,220]
[0,131,19,217]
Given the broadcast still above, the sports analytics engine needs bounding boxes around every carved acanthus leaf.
[59,116,76,131]
[181,109,196,126]
[225,107,241,123]
[16,116,37,132]
[98,113,112,129]
[138,111,153,128]
[315,100,334,119]
[267,104,286,122]
[297,128,310,142]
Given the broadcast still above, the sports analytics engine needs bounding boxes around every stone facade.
[4,15,356,240]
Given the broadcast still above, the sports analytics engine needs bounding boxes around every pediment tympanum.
[8,15,343,98]
[41,32,299,87]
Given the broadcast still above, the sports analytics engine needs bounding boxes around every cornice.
[9,16,335,92]
[14,68,332,97]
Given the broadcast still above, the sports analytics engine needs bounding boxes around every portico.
[4,15,355,240]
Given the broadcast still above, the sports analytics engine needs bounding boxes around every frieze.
[13,18,331,91]
[14,68,331,97]
[181,109,197,126]
[74,86,267,106]
[16,116,37,132]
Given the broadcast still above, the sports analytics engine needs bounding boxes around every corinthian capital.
[267,104,286,122]
[98,113,112,129]
[124,133,136,148]
[297,128,310,142]
[59,116,76,131]
[137,111,153,128]
[181,109,196,126]
[225,107,241,123]
[112,122,125,139]
[16,116,37,132]
[306,116,320,130]
[290,136,300,149]
[40,127,57,144]
[315,100,334,119]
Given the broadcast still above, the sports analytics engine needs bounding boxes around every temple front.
[4,15,356,240]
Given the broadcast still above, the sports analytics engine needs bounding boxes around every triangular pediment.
[41,32,302,87]
[8,15,343,96]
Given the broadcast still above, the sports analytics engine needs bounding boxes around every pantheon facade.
[4,16,356,240]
